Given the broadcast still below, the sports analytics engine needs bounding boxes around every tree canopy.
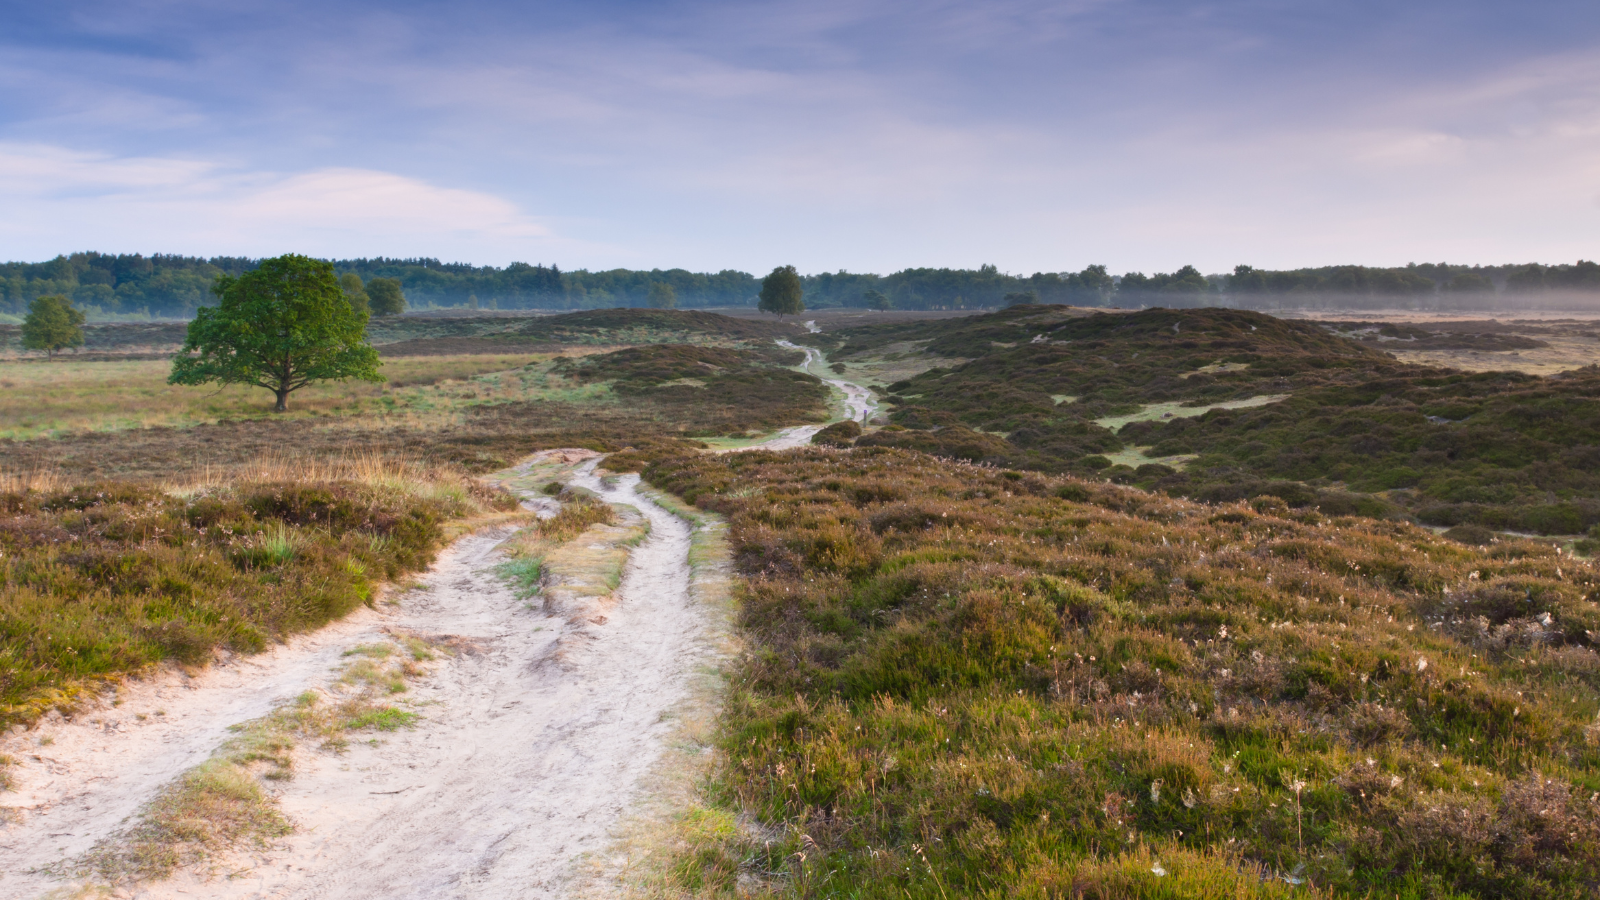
[366,277,406,316]
[168,254,382,412]
[758,265,805,317]
[647,282,677,309]
[339,272,370,315]
[20,294,85,358]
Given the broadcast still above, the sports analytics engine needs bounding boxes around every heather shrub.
[646,445,1600,898]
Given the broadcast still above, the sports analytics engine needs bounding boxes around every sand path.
[2,463,707,899]
[754,338,876,449]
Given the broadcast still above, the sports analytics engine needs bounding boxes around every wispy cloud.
[0,143,568,261]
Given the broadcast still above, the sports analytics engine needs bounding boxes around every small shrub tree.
[648,282,677,309]
[339,273,371,315]
[21,294,86,358]
[367,277,406,316]
[758,265,804,317]
[863,289,892,311]
[169,254,382,412]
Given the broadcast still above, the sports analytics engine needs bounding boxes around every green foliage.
[339,272,370,316]
[0,480,472,726]
[812,419,863,447]
[169,254,382,412]
[535,491,618,542]
[647,281,678,309]
[366,276,406,316]
[496,556,544,600]
[863,289,892,310]
[759,265,805,317]
[646,446,1600,899]
[20,294,86,357]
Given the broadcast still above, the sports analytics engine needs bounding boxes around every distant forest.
[4,252,1600,319]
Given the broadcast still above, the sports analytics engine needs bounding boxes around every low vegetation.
[0,461,516,726]
[819,305,1600,535]
[557,344,829,437]
[646,445,1600,898]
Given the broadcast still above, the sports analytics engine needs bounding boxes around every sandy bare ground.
[2,460,712,899]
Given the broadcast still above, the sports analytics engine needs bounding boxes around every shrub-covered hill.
[552,343,829,437]
[645,446,1600,899]
[370,307,803,356]
[821,305,1600,535]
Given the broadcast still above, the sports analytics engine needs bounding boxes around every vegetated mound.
[1322,321,1551,351]
[811,419,862,447]
[0,477,516,725]
[830,305,1600,534]
[554,343,829,437]
[645,445,1600,899]
[371,307,801,355]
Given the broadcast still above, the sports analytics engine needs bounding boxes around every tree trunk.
[274,388,289,412]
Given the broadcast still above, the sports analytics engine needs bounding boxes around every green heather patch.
[0,478,505,726]
[646,446,1600,899]
[825,306,1600,535]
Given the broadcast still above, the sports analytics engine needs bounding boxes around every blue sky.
[2,0,1598,274]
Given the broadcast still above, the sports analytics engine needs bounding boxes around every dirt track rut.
[1,465,705,899]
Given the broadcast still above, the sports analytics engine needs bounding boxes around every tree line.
[7,252,1600,319]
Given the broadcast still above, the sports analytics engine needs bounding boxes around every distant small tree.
[339,273,371,315]
[648,282,678,309]
[759,265,805,317]
[1004,290,1038,306]
[368,277,406,316]
[863,289,892,311]
[21,294,86,358]
[169,254,382,412]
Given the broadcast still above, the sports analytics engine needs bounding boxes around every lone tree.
[21,294,86,358]
[647,282,677,309]
[863,289,892,311]
[367,277,406,316]
[169,254,382,412]
[758,265,804,317]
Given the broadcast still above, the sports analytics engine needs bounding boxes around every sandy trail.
[2,462,707,899]
[750,339,875,450]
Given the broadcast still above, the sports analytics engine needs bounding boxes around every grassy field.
[645,446,1600,899]
[0,309,834,481]
[0,352,555,438]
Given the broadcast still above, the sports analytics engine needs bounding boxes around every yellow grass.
[0,352,605,439]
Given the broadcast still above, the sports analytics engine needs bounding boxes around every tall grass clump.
[0,470,516,726]
[645,445,1600,899]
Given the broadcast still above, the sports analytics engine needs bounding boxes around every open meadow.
[4,305,1600,899]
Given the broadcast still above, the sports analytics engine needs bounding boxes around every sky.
[2,0,1599,275]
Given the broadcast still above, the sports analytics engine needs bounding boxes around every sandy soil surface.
[2,459,712,899]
